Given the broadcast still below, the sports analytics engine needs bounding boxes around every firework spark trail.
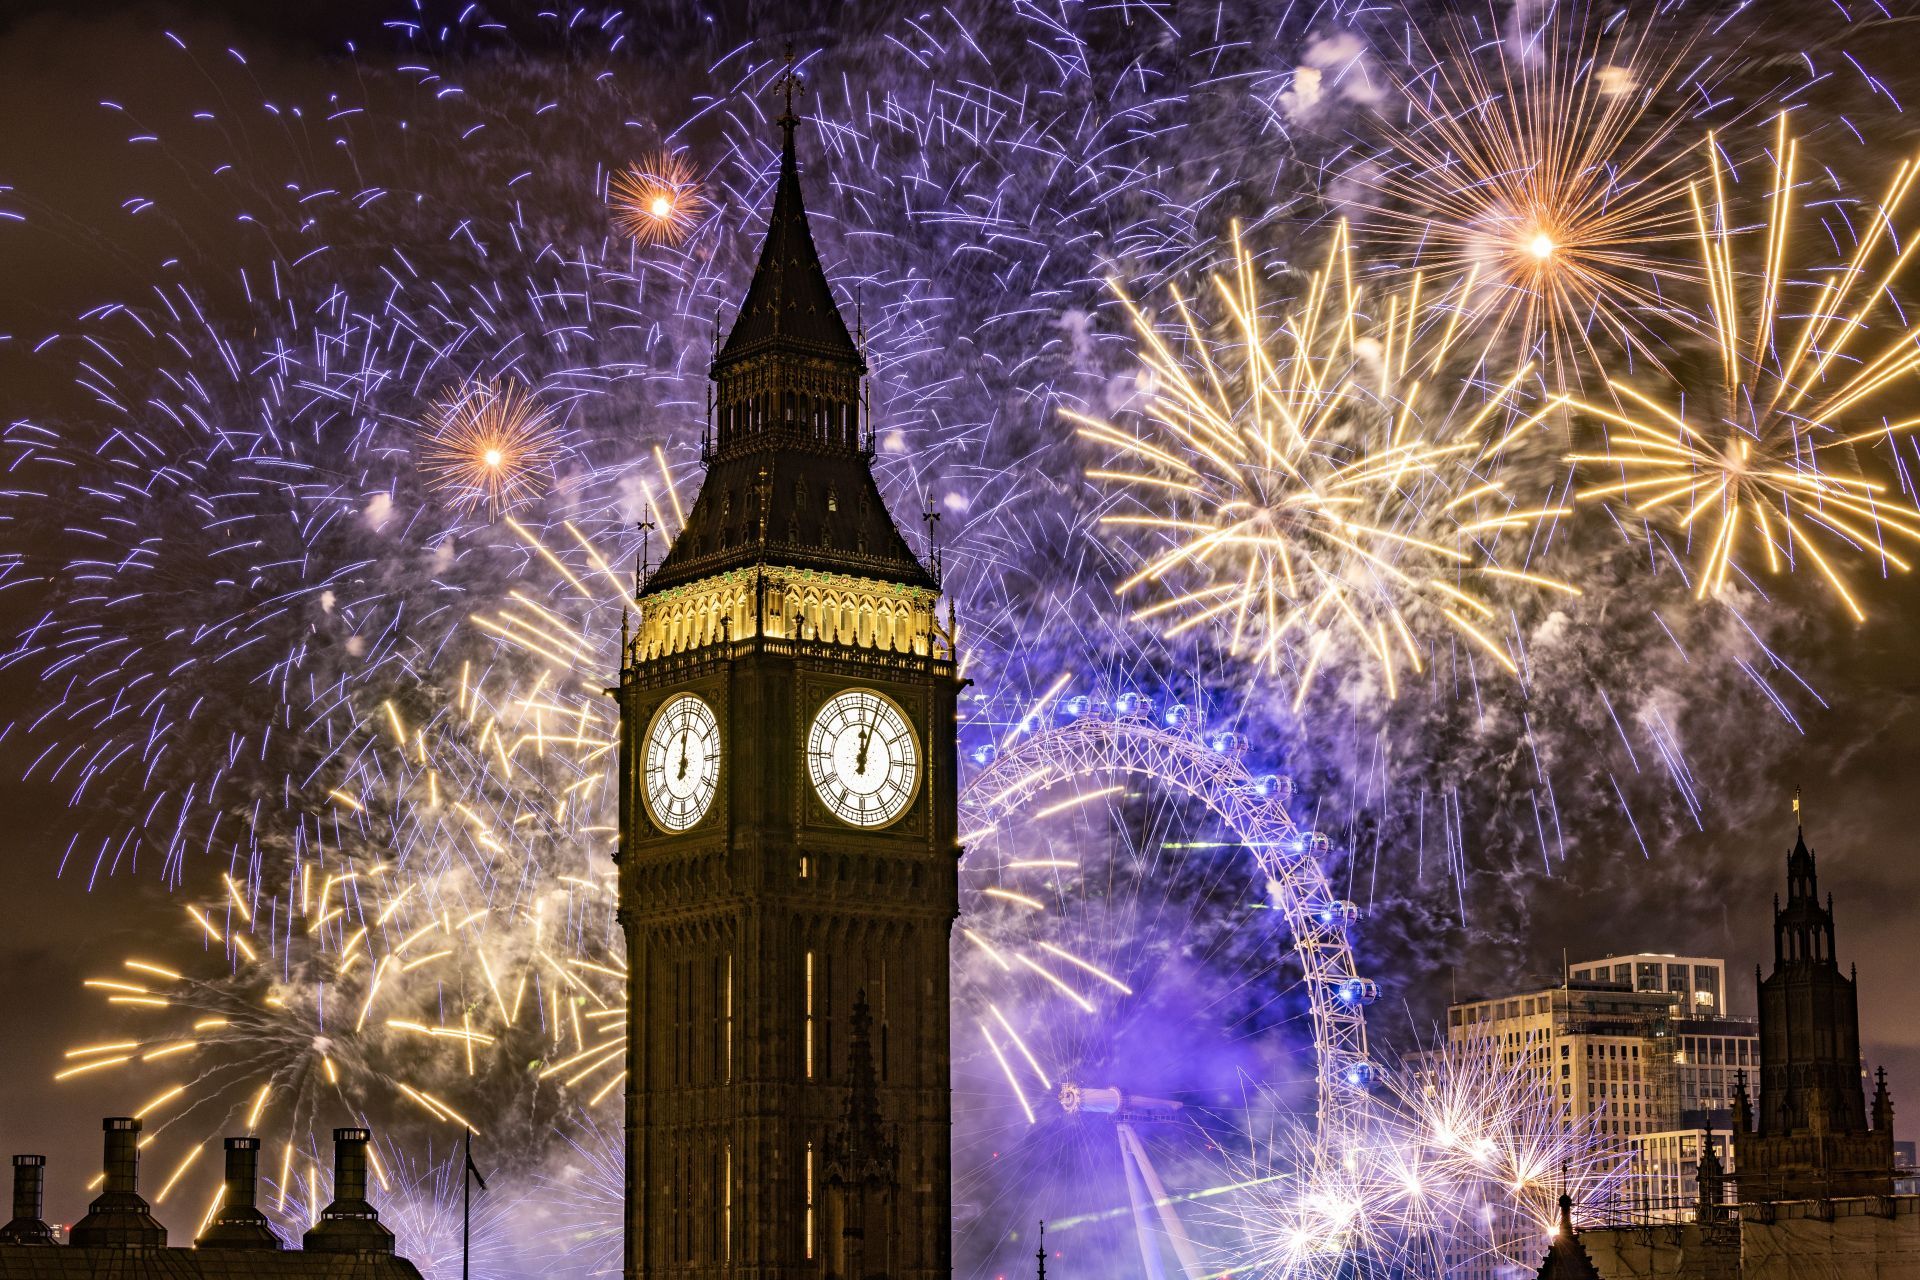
[1356,4,1716,385]
[4,0,1327,894]
[1566,117,1920,619]
[1076,220,1577,706]
[1215,1041,1630,1277]
[608,150,712,248]
[260,1134,518,1279]
[418,379,568,516]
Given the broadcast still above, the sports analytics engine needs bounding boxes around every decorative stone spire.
[833,990,895,1177]
[1731,1067,1752,1134]
[1535,1193,1603,1280]
[1697,1140,1726,1224]
[715,51,858,370]
[825,990,898,1280]
[1873,1066,1896,1132]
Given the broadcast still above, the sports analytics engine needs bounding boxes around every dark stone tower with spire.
[617,58,960,1280]
[1730,804,1896,1201]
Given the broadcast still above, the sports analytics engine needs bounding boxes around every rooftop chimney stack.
[0,1155,53,1245]
[302,1127,396,1255]
[195,1136,281,1250]
[68,1117,167,1249]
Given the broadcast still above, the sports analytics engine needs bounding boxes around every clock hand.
[676,728,688,781]
[855,723,871,775]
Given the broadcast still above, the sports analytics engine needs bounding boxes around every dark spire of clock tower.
[618,56,959,1280]
[641,88,934,598]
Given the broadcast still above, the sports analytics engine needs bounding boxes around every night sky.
[2,0,1918,1242]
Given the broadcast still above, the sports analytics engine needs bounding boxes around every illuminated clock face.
[807,689,918,828]
[642,693,720,832]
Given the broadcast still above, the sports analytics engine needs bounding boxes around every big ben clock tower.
[617,78,960,1280]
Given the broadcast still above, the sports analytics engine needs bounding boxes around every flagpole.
[464,1127,472,1280]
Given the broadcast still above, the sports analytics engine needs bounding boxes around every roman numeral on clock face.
[642,693,720,832]
[807,689,917,827]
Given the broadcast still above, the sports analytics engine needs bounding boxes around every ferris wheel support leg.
[1116,1122,1202,1280]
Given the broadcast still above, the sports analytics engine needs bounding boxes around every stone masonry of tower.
[616,80,961,1280]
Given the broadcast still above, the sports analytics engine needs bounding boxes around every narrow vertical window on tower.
[805,950,816,1079]
[724,951,734,1083]
[724,1143,733,1261]
[805,1142,816,1259]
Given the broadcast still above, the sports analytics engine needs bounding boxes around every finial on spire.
[922,502,942,587]
[636,506,656,597]
[1793,784,1802,832]
[776,44,805,141]
[1035,1220,1047,1280]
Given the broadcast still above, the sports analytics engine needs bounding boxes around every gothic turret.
[1534,1194,1603,1280]
[1732,803,1896,1201]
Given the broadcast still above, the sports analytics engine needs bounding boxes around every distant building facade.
[0,1119,423,1278]
[1449,981,1682,1141]
[1630,1129,1736,1222]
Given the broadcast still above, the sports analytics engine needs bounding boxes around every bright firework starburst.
[608,151,710,247]
[1566,118,1920,620]
[418,379,565,516]
[1075,221,1575,706]
[1361,8,1707,382]
[1216,1040,1630,1277]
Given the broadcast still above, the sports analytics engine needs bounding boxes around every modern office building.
[1447,955,1757,1261]
[1448,974,1684,1140]
[1571,954,1729,1019]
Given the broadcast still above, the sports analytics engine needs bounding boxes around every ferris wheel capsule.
[1113,691,1155,719]
[1250,773,1292,801]
[1311,899,1363,928]
[1336,977,1381,1006]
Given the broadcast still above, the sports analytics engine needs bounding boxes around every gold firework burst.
[1073,222,1576,706]
[1566,118,1920,620]
[418,378,564,516]
[609,151,709,247]
[1361,10,1705,383]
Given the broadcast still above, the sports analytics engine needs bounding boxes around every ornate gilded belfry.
[616,55,960,1280]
